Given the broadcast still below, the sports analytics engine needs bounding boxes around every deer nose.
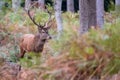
[48,36,52,39]
[49,36,52,39]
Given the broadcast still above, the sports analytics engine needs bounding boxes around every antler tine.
[27,10,44,30]
[28,10,39,26]
[44,5,52,28]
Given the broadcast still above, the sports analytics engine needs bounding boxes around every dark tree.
[79,0,96,34]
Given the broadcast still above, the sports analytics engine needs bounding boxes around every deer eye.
[42,30,48,34]
[41,39,46,42]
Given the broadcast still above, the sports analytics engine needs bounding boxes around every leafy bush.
[42,12,120,79]
[1,9,120,79]
[19,52,42,68]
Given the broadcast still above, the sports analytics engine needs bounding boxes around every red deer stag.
[19,9,52,58]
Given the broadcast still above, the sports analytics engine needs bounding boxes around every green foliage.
[0,0,12,14]
[104,0,115,12]
[0,52,7,60]
[0,9,26,28]
[9,13,23,24]
[48,12,120,78]
[103,57,120,75]
[35,9,50,25]
[0,31,20,62]
[84,47,94,55]
[19,52,42,68]
[1,7,120,79]
[8,48,19,62]
[90,19,120,53]
[63,12,79,25]
[102,31,120,53]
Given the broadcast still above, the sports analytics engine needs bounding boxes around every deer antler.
[27,10,44,31]
[25,5,52,34]
[44,5,52,28]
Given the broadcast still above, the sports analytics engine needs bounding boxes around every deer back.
[20,34,35,52]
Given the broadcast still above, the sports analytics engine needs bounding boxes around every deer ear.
[46,26,51,30]
[45,21,52,29]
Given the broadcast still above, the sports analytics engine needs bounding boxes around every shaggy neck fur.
[32,34,45,53]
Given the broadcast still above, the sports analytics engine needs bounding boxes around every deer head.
[28,8,52,37]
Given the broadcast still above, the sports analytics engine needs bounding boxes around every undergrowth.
[0,10,120,79]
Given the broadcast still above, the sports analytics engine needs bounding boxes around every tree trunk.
[115,0,120,14]
[96,0,104,28]
[25,0,31,10]
[38,0,45,10]
[67,0,74,12]
[79,0,96,34]
[54,0,63,38]
[0,1,4,10]
[12,0,21,11]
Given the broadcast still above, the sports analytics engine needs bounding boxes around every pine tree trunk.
[67,0,74,13]
[38,0,45,10]
[54,0,63,38]
[25,0,31,10]
[115,0,120,14]
[12,0,21,11]
[79,0,96,34]
[96,0,104,28]
[0,1,4,10]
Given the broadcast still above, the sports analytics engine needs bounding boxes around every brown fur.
[19,33,50,58]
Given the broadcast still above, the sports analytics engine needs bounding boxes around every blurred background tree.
[0,0,116,12]
[115,0,120,15]
[67,0,74,13]
[12,0,21,11]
